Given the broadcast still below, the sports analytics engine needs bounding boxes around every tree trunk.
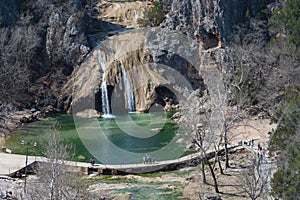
[201,159,207,184]
[224,134,230,168]
[205,157,220,193]
[217,155,224,175]
[194,141,220,193]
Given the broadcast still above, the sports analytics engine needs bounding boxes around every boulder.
[204,194,222,200]
[20,117,30,123]
[171,112,181,120]
[75,109,101,118]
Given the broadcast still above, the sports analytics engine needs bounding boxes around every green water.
[83,167,199,199]
[4,112,185,163]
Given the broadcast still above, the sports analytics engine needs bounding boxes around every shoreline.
[0,109,46,151]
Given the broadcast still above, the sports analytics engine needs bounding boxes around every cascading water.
[119,60,135,112]
[97,43,112,117]
[134,9,139,24]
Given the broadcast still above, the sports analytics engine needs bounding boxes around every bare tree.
[180,83,223,193]
[238,153,268,200]
[0,25,41,104]
[25,124,90,200]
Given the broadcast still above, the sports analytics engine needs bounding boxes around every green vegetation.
[82,173,185,200]
[269,0,300,46]
[85,175,137,184]
[269,84,300,199]
[180,149,198,158]
[138,2,165,27]
[136,172,163,178]
[53,0,65,7]
[267,3,300,199]
[19,0,33,13]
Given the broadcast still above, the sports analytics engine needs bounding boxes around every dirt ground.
[180,117,275,200]
[228,117,276,152]
[181,149,262,200]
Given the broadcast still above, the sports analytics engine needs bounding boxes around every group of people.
[143,154,155,164]
[242,139,267,158]
[257,143,266,158]
[243,138,255,147]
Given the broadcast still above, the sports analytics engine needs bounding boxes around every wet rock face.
[62,29,205,114]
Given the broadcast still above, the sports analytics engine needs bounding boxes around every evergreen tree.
[269,0,300,46]
[138,2,165,27]
[269,84,300,200]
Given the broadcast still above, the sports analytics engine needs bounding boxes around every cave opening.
[151,85,179,110]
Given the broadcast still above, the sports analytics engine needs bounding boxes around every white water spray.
[119,60,135,112]
[97,43,113,118]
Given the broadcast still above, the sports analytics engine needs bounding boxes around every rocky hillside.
[62,0,277,116]
[162,0,272,48]
[0,0,124,111]
[97,1,148,28]
[1,0,299,122]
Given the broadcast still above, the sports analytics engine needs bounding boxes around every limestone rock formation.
[61,28,205,115]
[97,1,148,28]
[46,6,90,75]
[5,0,272,117]
[161,0,272,48]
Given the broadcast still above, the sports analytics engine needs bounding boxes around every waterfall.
[134,9,139,23]
[120,60,136,112]
[97,44,112,117]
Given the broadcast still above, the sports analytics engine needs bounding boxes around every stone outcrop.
[97,1,148,28]
[161,0,272,48]
[45,5,90,75]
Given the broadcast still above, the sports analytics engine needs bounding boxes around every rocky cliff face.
[161,0,272,48]
[62,0,274,115]
[0,0,92,111]
[0,0,274,116]
[46,8,90,75]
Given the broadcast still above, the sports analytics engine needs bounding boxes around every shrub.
[138,1,165,27]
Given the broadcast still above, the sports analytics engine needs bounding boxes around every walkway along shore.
[0,144,242,177]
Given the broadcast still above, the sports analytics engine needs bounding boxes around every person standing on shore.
[90,157,95,166]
